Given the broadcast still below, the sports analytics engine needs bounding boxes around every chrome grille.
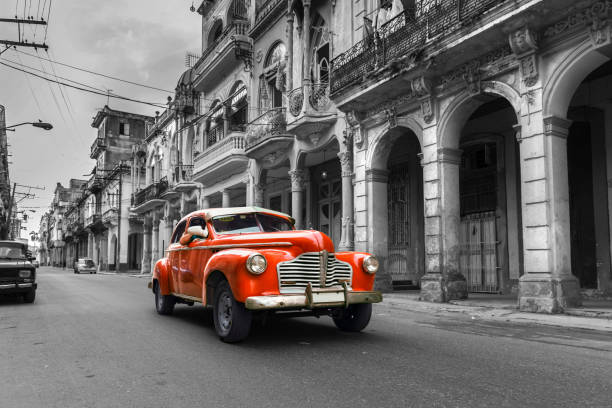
[277,251,353,294]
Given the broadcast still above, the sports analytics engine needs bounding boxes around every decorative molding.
[509,26,539,87]
[513,124,522,144]
[543,116,572,139]
[365,168,390,183]
[346,110,365,149]
[543,1,612,48]
[463,60,481,95]
[420,96,434,124]
[437,147,463,165]
[384,106,398,128]
[411,76,431,97]
[438,46,513,90]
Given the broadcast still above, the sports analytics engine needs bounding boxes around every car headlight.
[19,270,32,278]
[362,256,379,274]
[246,253,267,275]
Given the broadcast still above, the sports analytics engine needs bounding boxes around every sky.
[0,0,201,239]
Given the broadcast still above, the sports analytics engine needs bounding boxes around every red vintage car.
[148,207,382,342]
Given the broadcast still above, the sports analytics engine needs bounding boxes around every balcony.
[192,20,251,93]
[90,137,106,159]
[330,0,511,110]
[245,107,293,162]
[87,175,105,193]
[172,164,198,193]
[102,208,119,226]
[250,0,285,39]
[286,82,337,138]
[131,178,168,213]
[193,134,248,186]
[85,213,103,232]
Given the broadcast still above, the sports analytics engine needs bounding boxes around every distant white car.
[74,258,97,274]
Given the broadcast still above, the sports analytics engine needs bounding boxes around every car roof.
[182,207,295,224]
[0,240,26,247]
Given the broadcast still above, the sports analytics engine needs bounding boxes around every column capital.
[289,169,307,191]
[437,147,462,165]
[543,116,572,139]
[337,150,353,177]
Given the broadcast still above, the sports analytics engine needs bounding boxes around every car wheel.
[332,303,372,332]
[213,280,252,343]
[23,289,36,304]
[154,281,175,315]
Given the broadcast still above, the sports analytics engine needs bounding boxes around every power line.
[12,48,174,93]
[0,60,168,108]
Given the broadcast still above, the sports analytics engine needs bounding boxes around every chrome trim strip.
[166,241,293,253]
[0,284,16,289]
[17,283,32,288]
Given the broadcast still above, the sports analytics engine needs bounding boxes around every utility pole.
[6,183,16,239]
[0,17,49,51]
[0,106,11,240]
[116,164,123,271]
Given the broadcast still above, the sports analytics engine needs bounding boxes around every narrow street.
[1,267,611,408]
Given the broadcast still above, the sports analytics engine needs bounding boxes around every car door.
[168,220,187,294]
[181,216,211,299]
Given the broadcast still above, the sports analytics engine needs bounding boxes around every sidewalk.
[381,291,612,332]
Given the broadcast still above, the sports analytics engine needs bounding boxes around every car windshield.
[212,213,293,234]
[80,259,95,267]
[0,243,26,259]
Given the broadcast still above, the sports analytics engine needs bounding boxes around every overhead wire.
[13,48,174,93]
[14,51,44,116]
[0,60,168,108]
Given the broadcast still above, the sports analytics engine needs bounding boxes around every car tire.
[154,281,175,315]
[23,289,36,304]
[213,280,252,343]
[332,303,372,332]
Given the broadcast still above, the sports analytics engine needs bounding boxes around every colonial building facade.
[42,0,612,314]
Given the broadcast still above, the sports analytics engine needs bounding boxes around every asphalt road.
[1,267,611,408]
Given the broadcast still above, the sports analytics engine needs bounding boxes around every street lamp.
[0,120,53,131]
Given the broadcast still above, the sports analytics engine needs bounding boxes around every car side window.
[171,220,187,244]
[188,216,206,229]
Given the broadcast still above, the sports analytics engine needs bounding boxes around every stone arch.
[207,18,224,48]
[293,132,338,170]
[366,115,423,172]
[544,39,610,119]
[438,81,521,150]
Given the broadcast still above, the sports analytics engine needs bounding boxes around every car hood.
[210,230,334,253]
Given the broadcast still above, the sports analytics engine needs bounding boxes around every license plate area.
[305,283,348,308]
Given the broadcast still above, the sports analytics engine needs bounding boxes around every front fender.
[152,258,171,295]
[335,252,376,291]
[204,248,301,303]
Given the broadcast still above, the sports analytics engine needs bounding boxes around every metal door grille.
[459,211,499,293]
[388,164,412,282]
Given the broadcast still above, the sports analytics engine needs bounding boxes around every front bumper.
[0,282,37,294]
[245,284,382,311]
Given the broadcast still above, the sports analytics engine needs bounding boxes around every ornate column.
[518,116,581,312]
[150,214,160,274]
[289,169,306,229]
[337,145,354,251]
[202,195,210,209]
[253,180,265,207]
[141,217,152,274]
[222,189,231,208]
[439,148,467,299]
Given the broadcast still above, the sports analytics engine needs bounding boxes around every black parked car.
[0,241,37,303]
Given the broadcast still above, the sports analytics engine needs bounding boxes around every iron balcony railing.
[330,0,508,95]
[173,164,194,184]
[206,125,225,148]
[288,82,331,117]
[245,107,287,148]
[132,177,168,207]
[254,0,284,24]
[192,20,250,74]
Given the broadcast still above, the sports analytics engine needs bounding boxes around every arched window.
[208,20,224,48]
[311,13,329,84]
[206,100,224,147]
[259,42,286,112]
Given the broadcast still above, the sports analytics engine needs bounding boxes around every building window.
[259,42,286,113]
[119,122,130,136]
